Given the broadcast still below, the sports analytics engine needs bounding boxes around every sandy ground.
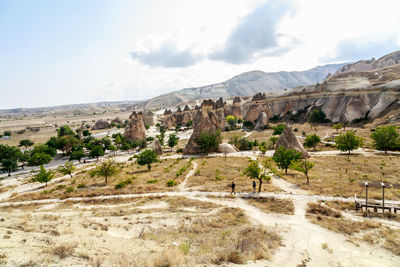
[1,151,400,266]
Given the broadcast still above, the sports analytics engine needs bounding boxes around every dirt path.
[178,160,197,191]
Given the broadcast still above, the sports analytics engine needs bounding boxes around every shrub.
[176,166,187,177]
[65,187,74,193]
[147,179,158,184]
[176,148,184,153]
[272,124,286,135]
[166,179,177,187]
[309,110,330,123]
[77,183,86,188]
[304,134,321,150]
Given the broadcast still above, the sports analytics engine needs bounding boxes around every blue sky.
[1,0,399,109]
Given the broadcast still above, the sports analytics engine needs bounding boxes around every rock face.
[162,106,193,128]
[152,139,163,155]
[254,112,269,130]
[275,126,309,158]
[143,111,154,126]
[111,117,122,125]
[92,119,110,130]
[184,100,223,154]
[218,143,239,153]
[124,111,146,142]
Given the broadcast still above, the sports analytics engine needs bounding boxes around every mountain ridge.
[141,63,349,109]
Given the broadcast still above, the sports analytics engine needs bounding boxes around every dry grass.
[245,197,294,215]
[221,130,246,142]
[306,202,381,235]
[323,200,400,223]
[280,154,400,200]
[7,158,193,202]
[48,243,76,259]
[188,157,281,193]
[379,228,400,255]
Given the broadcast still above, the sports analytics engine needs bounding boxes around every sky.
[0,0,399,109]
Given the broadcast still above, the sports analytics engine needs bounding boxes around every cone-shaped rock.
[152,139,163,155]
[275,126,309,158]
[124,111,146,142]
[92,119,110,130]
[254,112,269,130]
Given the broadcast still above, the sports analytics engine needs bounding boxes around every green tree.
[31,144,57,157]
[304,134,321,151]
[69,149,85,163]
[309,110,327,123]
[194,130,221,153]
[89,145,104,160]
[1,158,18,176]
[100,137,113,151]
[28,152,52,166]
[332,123,342,133]
[3,131,11,136]
[18,150,30,169]
[226,115,237,129]
[242,159,270,193]
[370,125,400,154]
[89,160,119,183]
[34,165,54,186]
[19,139,34,149]
[259,141,267,155]
[82,129,91,137]
[185,120,193,127]
[168,133,179,150]
[137,149,158,171]
[57,125,75,137]
[57,135,80,155]
[272,146,302,174]
[58,161,76,178]
[335,131,364,154]
[290,160,314,184]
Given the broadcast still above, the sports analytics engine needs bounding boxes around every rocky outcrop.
[143,111,154,126]
[184,105,190,112]
[252,92,267,102]
[152,139,163,155]
[218,143,239,153]
[254,112,268,130]
[275,126,309,158]
[124,111,146,142]
[111,117,122,125]
[333,50,400,76]
[184,100,223,154]
[92,119,110,130]
[225,96,243,119]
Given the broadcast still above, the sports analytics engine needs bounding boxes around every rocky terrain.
[333,50,400,76]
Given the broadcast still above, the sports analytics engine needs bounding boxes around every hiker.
[252,181,256,193]
[231,181,236,195]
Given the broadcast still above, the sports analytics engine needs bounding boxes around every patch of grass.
[166,179,177,187]
[306,203,381,235]
[246,197,294,215]
[147,179,158,184]
[49,244,75,259]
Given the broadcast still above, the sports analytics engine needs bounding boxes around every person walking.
[252,181,256,193]
[231,181,236,195]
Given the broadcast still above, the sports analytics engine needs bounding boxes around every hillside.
[142,63,348,109]
[333,49,400,76]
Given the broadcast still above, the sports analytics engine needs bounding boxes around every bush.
[242,121,254,129]
[77,183,86,188]
[65,187,74,193]
[146,137,154,142]
[176,166,187,177]
[309,110,330,123]
[176,148,184,153]
[272,124,286,135]
[147,179,158,184]
[166,179,177,187]
[304,134,321,150]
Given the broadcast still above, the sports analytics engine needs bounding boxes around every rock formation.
[184,100,222,154]
[124,111,146,142]
[275,126,309,158]
[111,117,122,125]
[152,139,163,155]
[92,119,110,130]
[215,97,226,129]
[218,143,239,154]
[254,112,268,130]
[143,111,154,126]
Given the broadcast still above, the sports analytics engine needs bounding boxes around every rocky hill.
[333,50,400,76]
[142,63,348,109]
